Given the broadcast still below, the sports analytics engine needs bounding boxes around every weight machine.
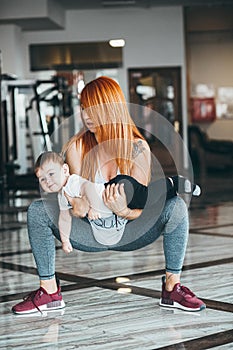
[0,74,77,202]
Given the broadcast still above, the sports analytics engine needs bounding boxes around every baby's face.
[37,161,69,193]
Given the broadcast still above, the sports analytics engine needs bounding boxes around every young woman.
[12,76,205,314]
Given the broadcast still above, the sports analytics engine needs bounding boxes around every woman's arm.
[65,140,82,175]
[103,183,143,220]
[103,139,151,220]
[65,140,90,217]
[130,139,151,186]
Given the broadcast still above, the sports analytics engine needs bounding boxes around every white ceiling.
[0,0,232,31]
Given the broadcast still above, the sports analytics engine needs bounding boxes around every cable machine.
[0,74,76,202]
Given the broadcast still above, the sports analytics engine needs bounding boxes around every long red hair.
[63,76,144,181]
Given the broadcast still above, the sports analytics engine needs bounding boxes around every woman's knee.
[27,200,48,231]
[27,201,45,241]
[165,197,188,233]
[27,199,45,219]
[174,196,188,217]
[27,199,58,226]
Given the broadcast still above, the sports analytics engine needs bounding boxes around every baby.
[35,151,201,253]
[35,151,116,253]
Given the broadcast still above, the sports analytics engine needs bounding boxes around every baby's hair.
[35,151,64,175]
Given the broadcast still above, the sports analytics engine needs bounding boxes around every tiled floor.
[0,172,233,349]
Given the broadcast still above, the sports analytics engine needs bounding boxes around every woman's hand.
[65,195,89,218]
[102,183,128,217]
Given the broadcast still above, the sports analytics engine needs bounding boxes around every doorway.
[128,67,182,175]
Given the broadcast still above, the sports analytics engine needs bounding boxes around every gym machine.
[0,74,78,203]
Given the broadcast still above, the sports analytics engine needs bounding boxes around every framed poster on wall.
[191,97,216,122]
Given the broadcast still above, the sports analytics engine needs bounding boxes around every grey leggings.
[27,196,189,280]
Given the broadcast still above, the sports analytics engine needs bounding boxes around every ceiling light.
[109,39,125,47]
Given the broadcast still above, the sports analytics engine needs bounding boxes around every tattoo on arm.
[132,140,146,159]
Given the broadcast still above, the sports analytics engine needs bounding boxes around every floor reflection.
[0,171,232,349]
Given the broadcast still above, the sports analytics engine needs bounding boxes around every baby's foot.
[169,175,201,196]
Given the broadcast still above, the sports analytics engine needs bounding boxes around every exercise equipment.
[0,74,76,202]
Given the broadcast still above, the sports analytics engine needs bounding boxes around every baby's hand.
[62,241,73,254]
[66,195,89,218]
[88,207,101,220]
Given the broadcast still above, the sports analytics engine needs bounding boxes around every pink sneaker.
[12,286,65,315]
[159,276,206,312]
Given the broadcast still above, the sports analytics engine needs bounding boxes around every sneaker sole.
[159,298,206,312]
[12,300,66,315]
[13,308,66,317]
